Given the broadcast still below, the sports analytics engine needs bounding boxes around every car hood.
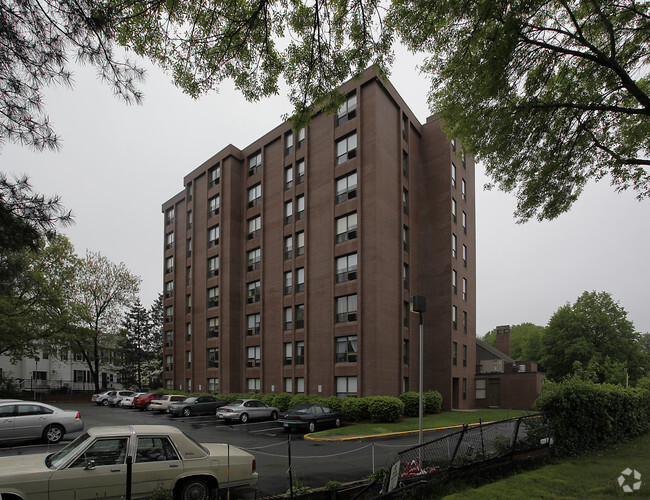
[0,453,50,476]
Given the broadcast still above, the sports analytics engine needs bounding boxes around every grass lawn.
[441,432,650,499]
[312,408,531,439]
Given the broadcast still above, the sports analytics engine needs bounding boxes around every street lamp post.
[411,295,426,447]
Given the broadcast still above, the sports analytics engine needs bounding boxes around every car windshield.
[184,397,198,403]
[288,404,312,413]
[46,432,90,469]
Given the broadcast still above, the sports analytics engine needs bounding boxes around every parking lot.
[0,401,419,497]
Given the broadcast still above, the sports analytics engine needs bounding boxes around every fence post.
[511,416,522,455]
[449,424,468,466]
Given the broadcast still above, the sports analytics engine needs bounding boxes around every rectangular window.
[247,216,261,239]
[208,165,220,187]
[295,267,305,292]
[187,210,192,229]
[462,178,467,200]
[285,166,293,189]
[165,306,173,323]
[296,231,305,256]
[186,266,191,286]
[451,138,456,152]
[452,162,457,187]
[403,263,409,289]
[403,188,408,214]
[284,377,293,393]
[297,128,305,149]
[248,151,262,176]
[335,335,358,363]
[336,93,357,126]
[284,343,292,365]
[336,132,358,164]
[247,313,260,336]
[296,195,304,220]
[208,286,219,308]
[164,330,173,347]
[208,255,219,277]
[295,304,305,329]
[208,317,219,338]
[296,377,305,393]
[463,310,468,333]
[336,376,357,397]
[463,344,467,367]
[476,379,486,399]
[284,271,292,295]
[186,294,191,313]
[165,355,173,371]
[165,280,174,298]
[209,195,220,217]
[248,183,261,208]
[403,151,408,177]
[336,212,357,243]
[208,378,219,394]
[247,378,261,392]
[186,350,192,369]
[336,294,358,323]
[462,211,467,234]
[402,114,408,141]
[296,159,305,184]
[295,341,305,365]
[335,253,358,283]
[165,256,174,274]
[208,225,220,247]
[247,280,261,303]
[186,238,192,257]
[452,234,457,258]
[404,301,410,327]
[452,341,457,366]
[247,346,261,367]
[284,307,292,330]
[166,231,174,249]
[285,131,294,155]
[403,225,409,251]
[284,200,293,224]
[462,278,467,301]
[403,339,409,365]
[452,305,458,330]
[284,235,293,260]
[207,348,219,369]
[165,207,175,225]
[452,198,457,222]
[462,378,467,400]
[336,171,357,204]
[247,248,261,271]
[452,269,457,294]
[463,244,467,267]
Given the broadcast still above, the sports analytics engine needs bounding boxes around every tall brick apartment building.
[162,68,476,410]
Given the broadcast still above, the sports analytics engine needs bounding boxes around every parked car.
[148,395,187,413]
[119,392,147,408]
[0,400,83,444]
[217,399,279,424]
[277,403,342,433]
[91,390,116,406]
[168,396,227,417]
[109,390,136,407]
[133,392,166,411]
[0,424,258,499]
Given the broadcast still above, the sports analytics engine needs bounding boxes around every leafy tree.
[541,291,648,383]
[67,250,141,392]
[393,0,650,221]
[482,323,545,363]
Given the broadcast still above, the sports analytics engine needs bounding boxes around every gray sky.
[2,50,649,337]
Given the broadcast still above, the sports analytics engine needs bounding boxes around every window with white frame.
[284,200,293,224]
[284,307,292,330]
[463,278,467,301]
[296,231,305,255]
[248,151,262,176]
[207,348,219,368]
[297,128,305,148]
[284,235,293,260]
[296,377,305,393]
[462,211,467,233]
[284,377,292,393]
[452,269,457,294]
[336,294,358,323]
[336,212,357,243]
[452,234,457,258]
[208,165,220,187]
[296,267,304,292]
[336,335,358,363]
[336,132,358,164]
[165,306,173,323]
[295,304,304,329]
[208,255,219,277]
[452,198,457,222]
[452,306,458,330]
[462,178,466,200]
[247,346,260,367]
[248,183,261,208]
[208,286,219,308]
[165,207,175,225]
[166,231,174,249]
[247,248,261,271]
[296,159,305,183]
[165,280,174,298]
[296,195,304,220]
[335,171,357,204]
[336,93,357,126]
[247,313,260,336]
[247,280,260,303]
[452,162,457,187]
[247,378,261,392]
[284,271,292,295]
[285,165,293,189]
[208,378,219,394]
[285,131,294,155]
[208,225,219,247]
[208,317,219,338]
[165,330,173,347]
[165,256,174,274]
[336,253,358,283]
[475,379,486,399]
[284,343,292,365]
[295,341,305,364]
[336,376,357,397]
[247,216,261,239]
[209,195,220,217]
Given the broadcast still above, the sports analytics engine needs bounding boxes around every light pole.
[411,295,426,447]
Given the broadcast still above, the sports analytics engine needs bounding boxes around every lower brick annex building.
[162,68,476,410]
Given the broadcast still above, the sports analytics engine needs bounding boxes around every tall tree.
[70,251,141,392]
[119,299,149,389]
[541,291,648,383]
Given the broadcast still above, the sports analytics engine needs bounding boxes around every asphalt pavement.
[0,401,425,497]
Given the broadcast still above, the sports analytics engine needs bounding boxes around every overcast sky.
[2,49,649,338]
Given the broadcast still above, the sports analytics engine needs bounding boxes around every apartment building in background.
[161,67,476,410]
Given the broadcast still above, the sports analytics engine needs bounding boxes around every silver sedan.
[0,401,83,444]
[216,399,279,424]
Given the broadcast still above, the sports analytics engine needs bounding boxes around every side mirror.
[84,459,96,470]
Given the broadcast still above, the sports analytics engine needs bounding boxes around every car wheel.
[335,417,341,428]
[43,424,64,444]
[102,399,110,406]
[182,407,192,417]
[117,400,123,407]
[308,421,316,433]
[180,478,211,500]
[270,410,278,421]
[145,403,152,411]
[239,413,249,424]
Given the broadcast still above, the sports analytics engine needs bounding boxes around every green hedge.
[424,391,443,414]
[367,396,405,423]
[534,377,650,456]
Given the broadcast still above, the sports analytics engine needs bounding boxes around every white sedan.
[0,424,258,500]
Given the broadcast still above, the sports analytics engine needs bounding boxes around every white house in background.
[0,348,124,394]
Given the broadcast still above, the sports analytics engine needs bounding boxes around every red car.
[133,392,166,410]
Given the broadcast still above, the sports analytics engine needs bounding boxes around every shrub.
[321,395,343,413]
[341,397,368,422]
[288,394,312,408]
[272,392,293,411]
[534,377,650,456]
[367,396,405,423]
[0,374,20,399]
[325,480,342,490]
[423,391,443,414]
[399,392,420,417]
